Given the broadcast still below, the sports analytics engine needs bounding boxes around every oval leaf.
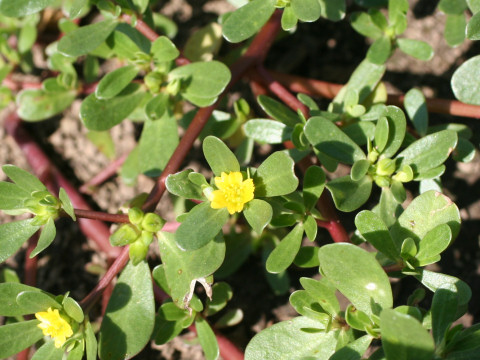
[254,151,299,197]
[17,88,76,122]
[0,320,43,358]
[397,38,434,61]
[243,199,273,234]
[244,119,291,144]
[451,54,480,105]
[203,136,240,176]
[326,175,372,212]
[0,283,41,316]
[0,219,40,264]
[96,65,139,100]
[195,317,219,360]
[266,224,304,273]
[0,0,55,17]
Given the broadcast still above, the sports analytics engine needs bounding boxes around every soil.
[1,0,480,359]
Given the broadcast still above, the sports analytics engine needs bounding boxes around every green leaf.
[404,88,428,136]
[184,23,222,62]
[31,339,64,360]
[303,165,325,210]
[397,38,434,61]
[69,0,88,19]
[318,243,393,316]
[17,88,76,122]
[0,182,30,211]
[99,261,155,360]
[330,335,373,360]
[291,0,321,22]
[451,54,480,104]
[222,0,276,43]
[30,217,56,258]
[80,83,145,131]
[0,320,43,359]
[243,199,273,234]
[168,61,230,106]
[59,188,76,221]
[244,119,291,144]
[18,22,37,54]
[439,0,468,14]
[0,0,55,17]
[355,210,399,261]
[151,36,180,62]
[203,136,240,176]
[300,277,340,316]
[367,36,392,64]
[166,170,205,200]
[305,117,366,165]
[245,316,337,360]
[380,106,406,158]
[468,0,480,12]
[158,231,225,309]
[96,65,139,100]
[58,19,118,57]
[303,215,317,242]
[293,246,320,268]
[63,297,84,323]
[206,282,232,316]
[16,290,61,314]
[351,159,371,181]
[453,137,476,163]
[0,283,42,316]
[254,151,299,197]
[396,130,457,176]
[414,224,451,266]
[0,219,40,264]
[380,309,434,360]
[281,5,298,30]
[2,165,46,194]
[196,317,219,360]
[445,14,466,47]
[326,175,372,212]
[289,290,327,320]
[391,190,460,250]
[266,224,304,273]
[319,0,346,21]
[350,11,384,39]
[137,111,178,177]
[432,285,458,345]
[106,30,141,60]
[257,95,301,127]
[85,322,97,360]
[86,131,116,159]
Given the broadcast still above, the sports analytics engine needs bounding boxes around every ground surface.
[1,0,480,359]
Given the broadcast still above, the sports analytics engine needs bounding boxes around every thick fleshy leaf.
[0,0,55,17]
[281,5,298,30]
[380,106,406,158]
[196,317,219,360]
[451,55,480,104]
[432,285,458,346]
[244,119,291,144]
[319,0,345,21]
[380,309,435,360]
[16,290,61,314]
[445,14,466,47]
[0,219,40,264]
[304,117,366,165]
[245,316,337,360]
[151,36,179,62]
[355,210,399,261]
[396,130,457,176]
[0,283,41,316]
[17,88,76,122]
[184,23,222,62]
[0,182,30,211]
[303,215,317,242]
[326,175,372,212]
[300,277,340,316]
[0,320,43,358]
[168,61,230,106]
[303,165,325,210]
[390,191,460,246]
[175,202,229,251]
[31,339,64,360]
[397,38,434,61]
[318,243,393,316]
[99,261,155,360]
[203,136,239,176]
[367,36,391,64]
[439,0,468,14]
[243,199,272,234]
[137,111,178,177]
[166,170,204,200]
[2,165,46,193]
[415,224,451,266]
[59,188,76,221]
[158,231,225,309]
[350,12,383,39]
[404,88,428,136]
[257,95,301,127]
[58,19,118,57]
[80,83,145,131]
[254,151,298,197]
[467,11,480,39]
[30,217,56,258]
[291,0,321,22]
[63,296,84,323]
[294,247,320,268]
[222,0,276,43]
[330,335,373,360]
[351,159,371,181]
[266,224,304,273]
[96,65,139,100]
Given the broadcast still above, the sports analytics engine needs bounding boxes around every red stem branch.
[79,153,128,194]
[73,209,129,223]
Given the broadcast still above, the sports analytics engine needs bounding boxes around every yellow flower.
[210,171,254,214]
[35,307,73,348]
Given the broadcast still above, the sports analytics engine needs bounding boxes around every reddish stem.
[122,14,158,42]
[73,209,129,223]
[79,153,127,194]
[269,70,480,119]
[316,219,350,243]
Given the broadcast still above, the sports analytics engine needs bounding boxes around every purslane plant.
[1,0,480,359]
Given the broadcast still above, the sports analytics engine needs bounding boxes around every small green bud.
[392,164,414,183]
[129,240,148,265]
[374,175,390,188]
[166,78,181,96]
[110,224,140,247]
[128,207,144,225]
[144,71,163,93]
[141,213,165,233]
[376,158,396,176]
[140,231,153,247]
[367,149,379,163]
